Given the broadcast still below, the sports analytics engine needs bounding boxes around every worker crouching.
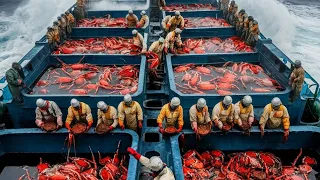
[234,95,254,135]
[35,98,63,131]
[118,94,143,132]
[212,96,234,132]
[96,101,118,133]
[260,97,290,142]
[189,98,212,136]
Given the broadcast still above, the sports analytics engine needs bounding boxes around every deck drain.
[147,119,158,127]
[145,151,160,158]
[144,133,160,142]
[143,99,164,110]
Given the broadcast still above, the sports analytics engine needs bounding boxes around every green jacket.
[5,68,23,87]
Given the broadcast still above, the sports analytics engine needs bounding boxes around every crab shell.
[302,156,317,166]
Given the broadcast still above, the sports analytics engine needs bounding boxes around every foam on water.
[89,0,149,10]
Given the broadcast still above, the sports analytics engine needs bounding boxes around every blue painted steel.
[170,126,320,180]
[0,129,139,180]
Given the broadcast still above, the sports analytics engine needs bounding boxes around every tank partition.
[7,55,146,128]
[72,10,150,37]
[170,126,320,180]
[0,129,139,180]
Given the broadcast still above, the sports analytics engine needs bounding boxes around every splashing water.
[89,1,149,10]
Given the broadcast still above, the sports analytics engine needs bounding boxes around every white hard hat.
[242,95,252,106]
[124,94,132,103]
[197,98,206,108]
[159,37,165,43]
[97,101,107,110]
[271,97,281,107]
[171,97,180,106]
[175,11,180,16]
[128,10,133,14]
[141,11,146,15]
[149,156,164,172]
[223,96,232,106]
[174,28,182,34]
[132,29,138,35]
[71,98,80,107]
[36,98,46,108]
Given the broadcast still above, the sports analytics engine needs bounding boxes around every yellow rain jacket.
[149,40,165,59]
[260,103,290,130]
[157,103,184,128]
[139,15,149,29]
[167,15,185,32]
[165,31,182,49]
[125,14,139,27]
[211,102,234,124]
[290,67,305,92]
[52,25,60,42]
[234,101,254,125]
[189,104,211,129]
[67,13,75,24]
[133,32,147,52]
[97,106,118,128]
[66,102,93,128]
[162,15,171,29]
[118,101,143,131]
[46,31,55,43]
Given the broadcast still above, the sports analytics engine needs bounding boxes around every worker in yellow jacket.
[260,97,290,142]
[137,11,149,29]
[157,97,183,134]
[164,28,182,54]
[149,37,165,61]
[126,10,139,28]
[212,96,234,131]
[118,94,143,131]
[132,29,147,54]
[96,101,118,132]
[166,11,185,32]
[234,95,254,131]
[65,98,93,131]
[189,98,212,133]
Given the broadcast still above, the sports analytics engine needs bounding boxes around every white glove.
[57,116,63,127]
[35,119,44,127]
[218,121,223,130]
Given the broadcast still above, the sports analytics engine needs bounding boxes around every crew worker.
[52,21,61,44]
[65,11,75,37]
[132,29,147,54]
[260,97,290,142]
[238,12,247,36]
[228,4,238,26]
[61,14,68,40]
[57,17,65,42]
[235,9,246,35]
[226,0,236,19]
[149,37,165,61]
[189,98,212,133]
[164,28,183,54]
[97,101,118,132]
[65,98,93,131]
[289,60,305,102]
[157,97,183,134]
[158,0,166,10]
[127,147,175,180]
[126,10,139,28]
[219,0,230,18]
[241,16,254,41]
[35,98,63,129]
[118,94,143,131]
[137,11,149,29]
[46,27,56,51]
[234,96,254,131]
[5,62,25,103]
[247,20,260,46]
[166,11,185,32]
[76,0,87,19]
[162,15,171,30]
[212,96,234,131]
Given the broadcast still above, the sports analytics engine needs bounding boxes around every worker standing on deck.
[238,12,247,37]
[61,14,68,40]
[226,0,236,20]
[46,27,56,51]
[289,60,305,102]
[125,10,139,28]
[118,94,143,132]
[260,97,290,142]
[96,101,118,132]
[245,16,255,42]
[65,98,93,132]
[137,11,149,29]
[132,29,147,54]
[247,20,260,46]
[241,16,254,41]
[149,37,165,62]
[212,96,234,132]
[189,98,212,133]
[219,0,230,18]
[164,28,183,54]
[157,97,184,134]
[127,147,175,179]
[235,9,245,35]
[35,98,63,130]
[65,11,75,37]
[5,62,25,104]
[52,21,61,45]
[228,4,238,26]
[234,96,254,131]
[158,0,166,10]
[166,11,185,32]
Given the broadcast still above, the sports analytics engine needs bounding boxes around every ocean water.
[0,0,319,81]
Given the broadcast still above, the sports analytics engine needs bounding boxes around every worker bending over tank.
[65,98,93,132]
[212,96,234,132]
[164,28,183,54]
[126,10,139,28]
[234,95,254,133]
[137,11,149,29]
[96,101,118,132]
[35,98,63,130]
[260,97,290,142]
[166,11,185,32]
[158,97,184,134]
[132,29,147,54]
[149,37,165,61]
[189,98,212,133]
[127,147,175,179]
[118,94,143,132]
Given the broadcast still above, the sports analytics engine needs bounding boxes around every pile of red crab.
[52,37,142,55]
[177,37,254,54]
[184,17,231,28]
[174,62,284,95]
[77,17,127,27]
[162,3,216,11]
[32,57,139,95]
[183,149,317,180]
